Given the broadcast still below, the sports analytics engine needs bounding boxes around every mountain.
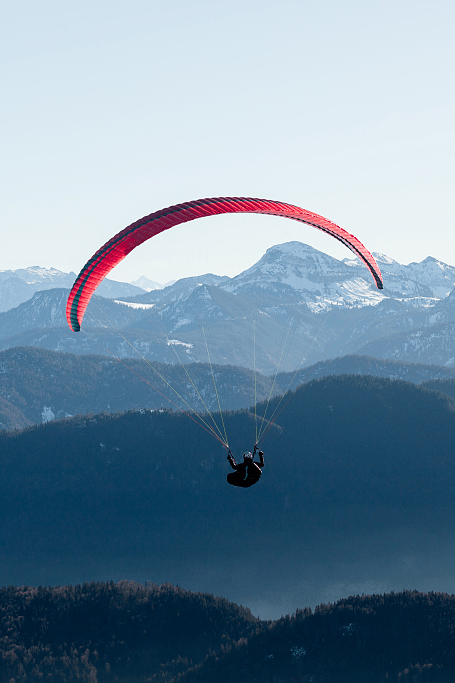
[344,251,455,299]
[0,581,455,683]
[130,274,164,290]
[1,584,454,683]
[2,347,455,431]
[127,242,455,310]
[0,395,32,431]
[0,286,316,372]
[5,243,455,369]
[0,266,76,290]
[0,289,148,340]
[2,375,455,619]
[0,267,145,311]
[0,276,35,313]
[125,272,230,306]
[223,241,384,309]
[183,591,455,683]
[421,377,455,401]
[354,289,455,365]
[2,284,455,373]
[0,581,258,683]
[358,320,455,367]
[127,242,455,309]
[279,353,455,385]
[126,276,178,291]
[0,346,279,428]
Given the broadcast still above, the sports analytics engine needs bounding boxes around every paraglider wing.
[66,197,383,332]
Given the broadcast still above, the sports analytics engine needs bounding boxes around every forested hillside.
[183,590,455,683]
[1,583,455,682]
[422,377,455,401]
[0,346,271,428]
[2,346,454,430]
[1,375,455,616]
[0,581,258,683]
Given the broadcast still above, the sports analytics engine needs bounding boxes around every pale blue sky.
[1,0,454,283]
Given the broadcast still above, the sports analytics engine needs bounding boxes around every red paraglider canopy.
[66,196,383,332]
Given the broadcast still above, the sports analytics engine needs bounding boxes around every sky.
[1,0,454,285]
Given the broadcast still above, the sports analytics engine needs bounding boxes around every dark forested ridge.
[184,590,455,683]
[421,377,455,401]
[2,375,455,617]
[0,581,259,683]
[1,345,454,430]
[1,583,455,682]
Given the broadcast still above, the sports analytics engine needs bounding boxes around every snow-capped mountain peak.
[222,241,384,309]
[0,266,74,286]
[130,275,164,291]
[372,252,398,265]
[13,266,73,284]
[226,241,349,284]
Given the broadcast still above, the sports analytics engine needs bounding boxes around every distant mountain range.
[0,265,145,312]
[130,275,176,291]
[3,242,455,370]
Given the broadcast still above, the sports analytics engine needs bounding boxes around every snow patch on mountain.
[167,340,193,348]
[372,252,399,265]
[41,406,55,423]
[115,300,156,309]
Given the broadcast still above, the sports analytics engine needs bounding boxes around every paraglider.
[66,196,383,333]
[65,196,384,487]
[227,445,265,488]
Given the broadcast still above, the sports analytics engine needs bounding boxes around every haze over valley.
[2,375,455,619]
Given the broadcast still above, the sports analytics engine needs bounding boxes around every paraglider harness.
[226,443,264,488]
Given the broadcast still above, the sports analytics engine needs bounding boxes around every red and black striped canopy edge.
[66,196,383,332]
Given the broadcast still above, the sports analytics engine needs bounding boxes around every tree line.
[2,583,455,682]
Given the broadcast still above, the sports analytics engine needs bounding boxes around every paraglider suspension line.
[201,325,229,447]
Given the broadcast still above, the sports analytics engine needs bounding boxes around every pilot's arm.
[258,450,264,468]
